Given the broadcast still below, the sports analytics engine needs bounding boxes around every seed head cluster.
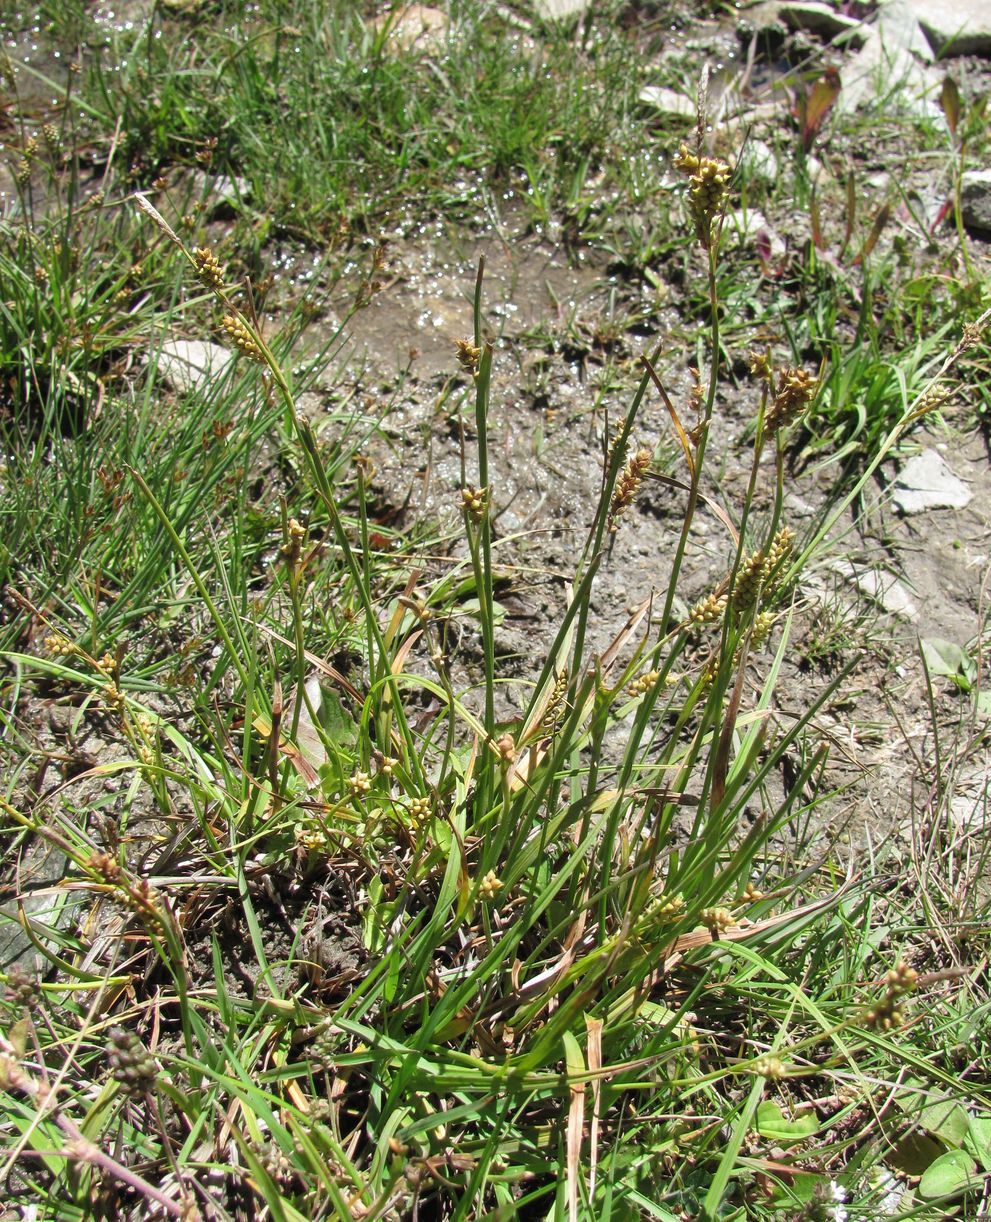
[864,958,918,1031]
[701,906,734,934]
[193,246,225,291]
[539,668,570,731]
[456,338,482,375]
[656,892,685,918]
[673,143,732,249]
[609,447,653,532]
[281,516,307,570]
[221,313,265,363]
[407,795,432,827]
[478,870,504,901]
[107,1027,158,1097]
[461,484,488,524]
[754,1055,786,1081]
[764,525,795,582]
[731,547,766,611]
[750,609,776,648]
[731,526,796,611]
[627,669,660,698]
[766,366,817,436]
[4,964,40,1011]
[349,771,372,797]
[690,591,728,627]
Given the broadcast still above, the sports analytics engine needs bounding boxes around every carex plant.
[5,84,987,1222]
[115,110,848,1215]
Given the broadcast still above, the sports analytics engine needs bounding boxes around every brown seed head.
[747,349,774,382]
[690,591,728,627]
[221,314,265,363]
[456,338,482,374]
[609,446,653,531]
[88,851,123,885]
[766,366,817,436]
[460,484,488,524]
[731,548,766,610]
[674,143,731,248]
[495,733,516,766]
[193,246,225,292]
[478,869,504,901]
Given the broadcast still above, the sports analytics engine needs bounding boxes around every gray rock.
[892,448,973,513]
[154,339,234,394]
[0,160,19,213]
[908,0,991,56]
[949,764,991,831]
[639,86,696,119]
[961,169,991,235]
[834,561,918,618]
[0,840,70,971]
[779,2,868,45]
[784,490,816,518]
[837,0,936,115]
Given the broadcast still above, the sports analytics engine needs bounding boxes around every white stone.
[908,0,991,56]
[724,208,787,257]
[779,2,868,45]
[534,0,590,19]
[739,138,779,183]
[949,764,991,831]
[154,339,233,394]
[961,169,991,235]
[833,561,918,618]
[639,86,696,119]
[370,5,448,52]
[191,171,251,215]
[837,0,936,114]
[892,448,973,513]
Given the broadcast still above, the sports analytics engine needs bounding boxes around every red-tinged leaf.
[841,172,857,254]
[861,203,890,257]
[940,76,961,138]
[852,203,890,265]
[810,192,824,250]
[755,228,772,264]
[802,67,840,152]
[931,197,954,233]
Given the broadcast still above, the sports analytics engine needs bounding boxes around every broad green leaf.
[763,1170,822,1206]
[459,596,507,626]
[918,1149,979,1200]
[755,1101,819,1143]
[917,1098,971,1148]
[886,1128,945,1177]
[964,1114,991,1173]
[921,638,976,689]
